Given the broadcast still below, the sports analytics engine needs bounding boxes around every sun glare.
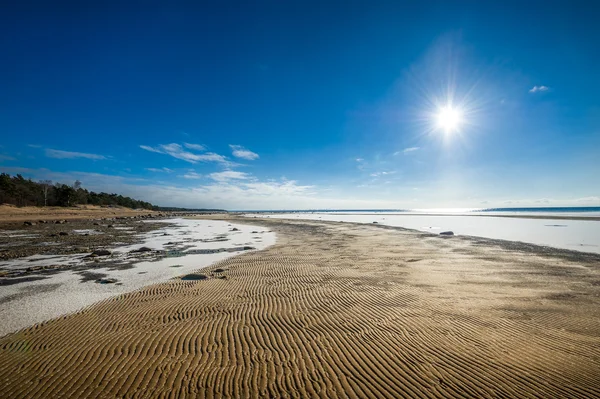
[436,106,462,133]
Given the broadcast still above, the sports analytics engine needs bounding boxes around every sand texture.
[1,218,599,398]
[0,205,158,223]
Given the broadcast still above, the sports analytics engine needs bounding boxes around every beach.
[1,215,599,398]
[260,211,600,254]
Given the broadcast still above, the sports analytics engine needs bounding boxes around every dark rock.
[95,278,118,284]
[91,249,111,256]
[23,221,36,226]
[372,221,378,224]
[243,246,255,251]
[58,232,69,236]
[213,268,226,273]
[440,231,454,236]
[132,246,152,253]
[230,228,240,231]
[251,231,258,234]
[181,274,208,281]
[38,220,47,224]
[107,224,114,228]
[93,222,100,226]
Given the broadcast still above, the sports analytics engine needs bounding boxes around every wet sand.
[0,217,599,398]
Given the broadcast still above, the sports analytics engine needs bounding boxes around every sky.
[1,1,599,210]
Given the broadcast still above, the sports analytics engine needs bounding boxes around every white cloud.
[355,158,364,162]
[529,85,549,93]
[139,145,162,153]
[394,147,420,155]
[145,167,173,173]
[229,145,259,160]
[209,170,251,182]
[140,143,230,165]
[45,149,106,160]
[575,196,600,203]
[370,171,396,177]
[182,171,203,179]
[184,143,205,151]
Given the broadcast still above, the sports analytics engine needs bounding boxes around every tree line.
[0,173,155,210]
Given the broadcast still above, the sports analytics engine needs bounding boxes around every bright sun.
[436,106,462,133]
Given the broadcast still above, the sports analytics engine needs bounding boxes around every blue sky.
[1,1,599,210]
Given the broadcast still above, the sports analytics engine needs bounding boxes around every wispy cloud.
[45,149,106,160]
[229,145,259,160]
[140,143,230,165]
[355,158,364,162]
[529,85,549,93]
[575,196,600,203]
[0,155,16,161]
[394,147,420,155]
[183,143,205,151]
[209,170,251,182]
[27,144,42,148]
[181,171,203,179]
[139,145,162,154]
[370,171,396,177]
[145,167,173,173]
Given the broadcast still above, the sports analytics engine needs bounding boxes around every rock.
[213,268,226,273]
[243,246,255,251]
[440,231,454,236]
[231,228,240,231]
[132,246,152,253]
[251,231,258,234]
[91,249,111,256]
[372,221,378,224]
[107,224,114,228]
[23,221,36,226]
[58,232,69,236]
[93,222,100,226]
[96,278,118,284]
[38,220,47,224]
[181,274,208,281]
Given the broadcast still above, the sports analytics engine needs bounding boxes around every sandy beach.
[1,216,599,398]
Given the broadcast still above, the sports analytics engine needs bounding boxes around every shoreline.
[0,217,598,397]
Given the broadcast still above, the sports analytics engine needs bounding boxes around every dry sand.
[0,217,599,398]
[0,204,157,223]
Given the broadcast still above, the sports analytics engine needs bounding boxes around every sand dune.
[1,218,599,398]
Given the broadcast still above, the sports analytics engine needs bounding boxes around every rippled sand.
[1,218,598,398]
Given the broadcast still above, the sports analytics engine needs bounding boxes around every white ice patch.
[0,218,275,337]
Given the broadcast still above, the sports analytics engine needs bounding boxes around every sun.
[436,106,463,133]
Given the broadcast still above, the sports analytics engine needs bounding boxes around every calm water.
[242,207,600,214]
